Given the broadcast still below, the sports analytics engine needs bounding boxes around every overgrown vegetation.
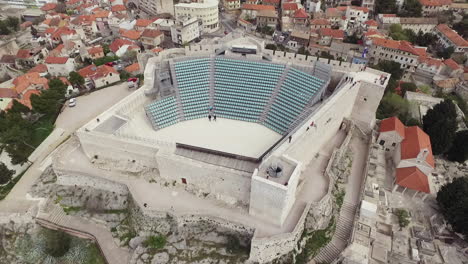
[144,235,167,249]
[94,55,119,66]
[0,17,19,35]
[422,99,458,155]
[376,93,420,127]
[42,228,72,257]
[295,216,336,264]
[0,161,15,184]
[334,189,346,209]
[0,168,27,200]
[447,130,468,163]
[395,209,410,228]
[0,78,66,165]
[437,177,468,240]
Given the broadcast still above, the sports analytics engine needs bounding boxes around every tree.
[400,82,417,96]
[0,21,10,35]
[68,71,84,88]
[437,177,468,238]
[102,44,111,55]
[120,70,131,80]
[41,228,71,257]
[265,44,277,50]
[395,209,410,229]
[399,0,422,17]
[376,93,419,126]
[121,50,137,64]
[6,17,19,31]
[0,162,14,184]
[447,131,468,163]
[376,0,397,14]
[94,55,119,66]
[452,14,468,38]
[414,31,436,47]
[437,46,454,59]
[422,99,457,155]
[9,100,30,115]
[343,32,360,44]
[31,26,38,37]
[31,79,67,116]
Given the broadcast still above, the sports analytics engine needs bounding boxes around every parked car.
[69,98,76,107]
[127,77,139,89]
[105,61,117,67]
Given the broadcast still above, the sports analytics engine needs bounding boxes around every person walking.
[208,115,212,121]
[288,135,292,143]
[213,115,217,121]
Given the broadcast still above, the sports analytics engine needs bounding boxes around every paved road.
[56,83,134,132]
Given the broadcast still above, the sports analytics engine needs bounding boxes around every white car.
[69,98,77,107]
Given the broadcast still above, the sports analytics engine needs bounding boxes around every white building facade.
[175,0,219,33]
[171,17,202,45]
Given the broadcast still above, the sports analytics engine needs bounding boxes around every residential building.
[15,48,48,69]
[0,55,16,71]
[292,9,309,26]
[120,29,143,42]
[434,24,468,54]
[240,4,275,19]
[237,19,254,31]
[363,19,378,30]
[7,72,49,109]
[111,4,127,15]
[109,39,141,57]
[310,28,345,47]
[87,46,104,60]
[369,38,426,72]
[134,18,157,31]
[140,29,164,49]
[304,0,321,13]
[377,15,438,34]
[262,0,280,8]
[344,6,369,30]
[28,64,48,77]
[282,2,299,16]
[133,0,174,16]
[175,0,219,33]
[257,10,278,29]
[287,30,310,50]
[378,117,435,195]
[40,3,57,14]
[124,63,141,75]
[418,0,452,16]
[325,6,347,28]
[45,56,75,76]
[224,0,241,10]
[310,19,331,30]
[78,64,120,89]
[171,17,201,45]
[361,0,375,13]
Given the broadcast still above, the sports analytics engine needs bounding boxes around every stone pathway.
[312,132,370,264]
[36,202,130,264]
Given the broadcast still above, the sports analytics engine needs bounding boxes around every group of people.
[208,106,217,121]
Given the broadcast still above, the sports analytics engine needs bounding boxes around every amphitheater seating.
[174,58,211,120]
[145,96,179,129]
[146,57,327,135]
[213,58,285,122]
[263,68,324,134]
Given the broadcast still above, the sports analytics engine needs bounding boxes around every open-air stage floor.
[122,112,283,158]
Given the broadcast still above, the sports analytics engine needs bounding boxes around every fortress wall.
[77,131,160,172]
[249,155,302,226]
[278,79,361,166]
[350,81,385,130]
[249,169,289,226]
[156,151,252,206]
[248,203,312,263]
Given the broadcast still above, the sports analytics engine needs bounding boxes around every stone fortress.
[55,32,390,263]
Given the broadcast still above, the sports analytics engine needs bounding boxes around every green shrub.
[143,235,166,249]
[41,228,72,257]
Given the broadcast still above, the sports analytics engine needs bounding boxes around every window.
[379,140,385,145]
[392,143,396,147]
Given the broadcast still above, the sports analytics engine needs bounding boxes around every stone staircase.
[168,60,186,121]
[314,202,358,263]
[258,64,291,123]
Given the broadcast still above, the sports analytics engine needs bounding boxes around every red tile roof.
[364,19,378,27]
[12,72,49,94]
[78,64,118,79]
[294,9,309,18]
[418,56,443,67]
[241,4,275,10]
[41,3,57,11]
[94,10,110,18]
[109,38,135,53]
[443,58,461,70]
[419,0,451,6]
[282,2,298,10]
[120,29,142,40]
[396,167,430,193]
[88,46,103,55]
[0,88,18,98]
[45,56,70,64]
[135,19,156,28]
[0,55,16,64]
[141,29,163,38]
[435,24,468,47]
[350,6,369,12]
[365,29,385,38]
[111,4,127,12]
[124,63,140,73]
[262,0,280,4]
[28,64,48,74]
[70,15,96,25]
[16,49,32,59]
[401,126,434,168]
[319,28,344,39]
[20,21,33,28]
[372,38,425,56]
[311,19,330,25]
[380,117,405,138]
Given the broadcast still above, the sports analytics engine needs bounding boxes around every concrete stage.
[121,111,282,158]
